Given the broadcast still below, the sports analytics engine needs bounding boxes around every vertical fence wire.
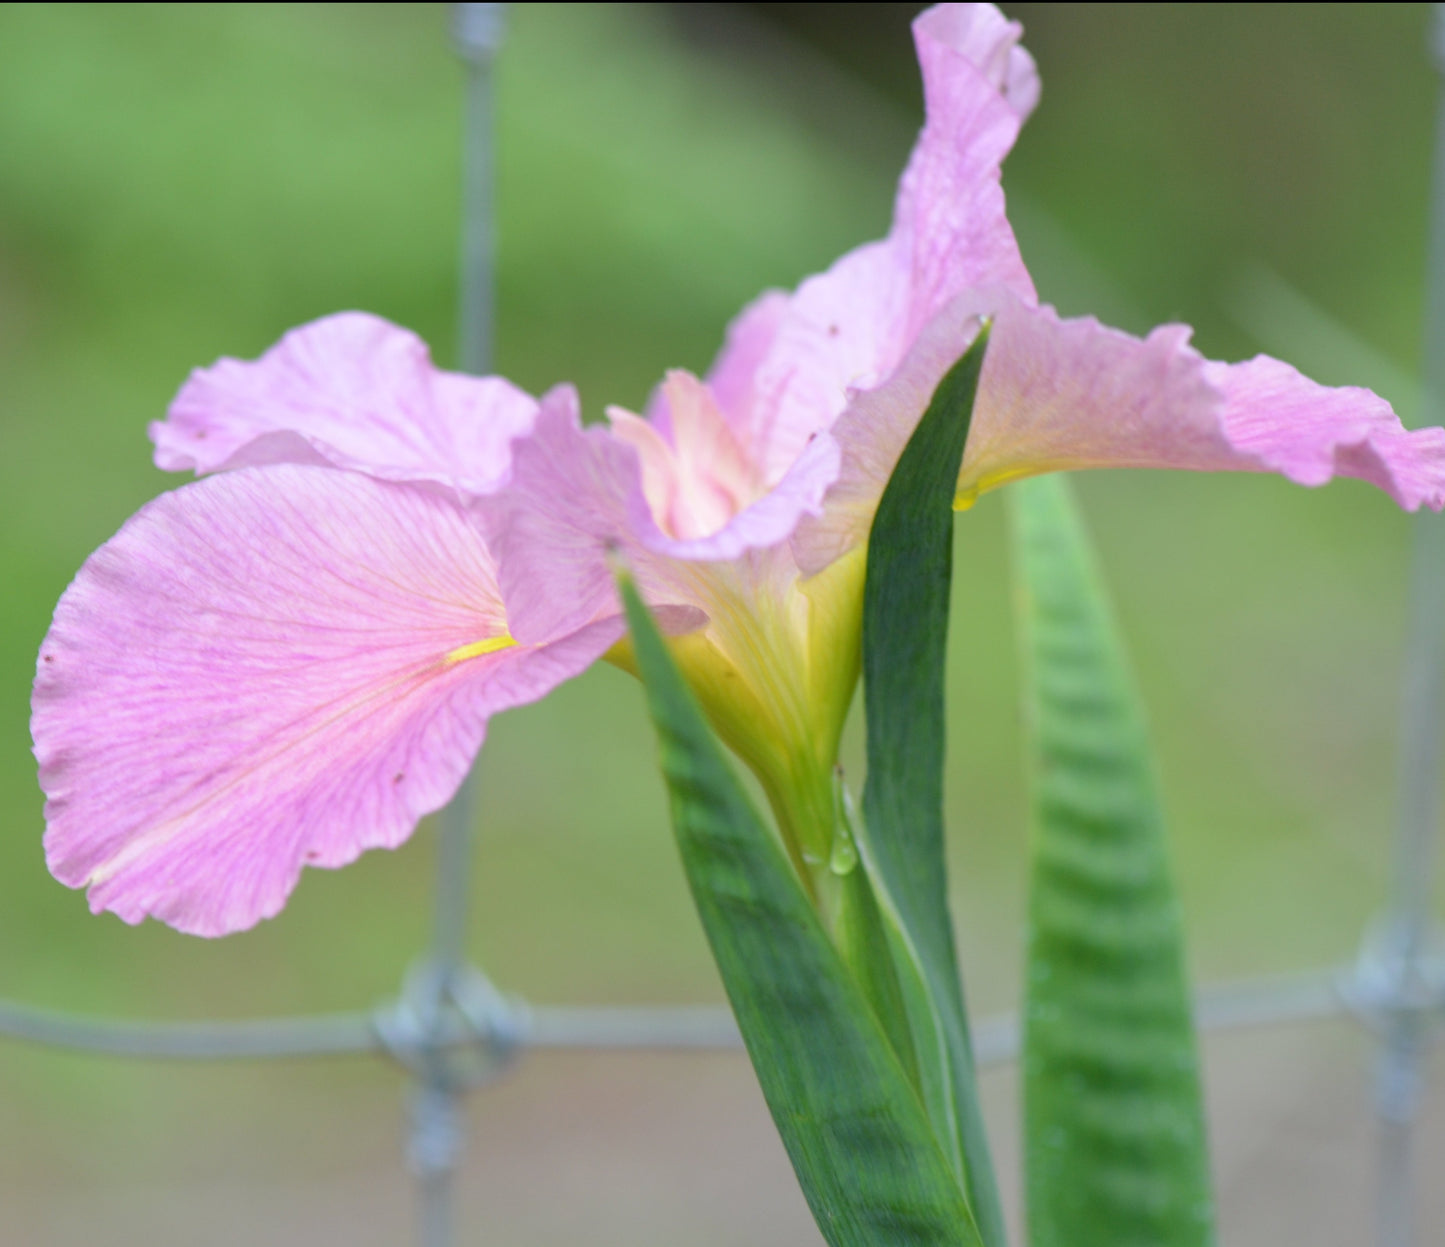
[1372,10,1445,1245]
[403,8,506,1246]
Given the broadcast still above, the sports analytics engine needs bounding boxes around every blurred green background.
[1,4,1442,1244]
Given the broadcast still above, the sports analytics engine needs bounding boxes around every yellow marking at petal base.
[444,634,517,665]
[955,462,1063,512]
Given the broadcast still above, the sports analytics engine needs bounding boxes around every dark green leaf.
[1010,473,1213,1247]
[858,326,1006,1247]
[621,572,984,1247]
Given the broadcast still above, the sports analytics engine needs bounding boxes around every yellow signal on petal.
[444,634,517,665]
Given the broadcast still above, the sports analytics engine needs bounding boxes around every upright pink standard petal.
[686,2,1039,510]
[152,313,538,495]
[894,1,1039,325]
[33,464,620,936]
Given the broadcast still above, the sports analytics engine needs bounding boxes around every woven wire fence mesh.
[4,6,1445,1246]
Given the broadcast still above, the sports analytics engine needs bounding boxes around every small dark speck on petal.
[305,850,320,862]
[42,655,53,663]
[827,324,839,337]
[393,772,405,784]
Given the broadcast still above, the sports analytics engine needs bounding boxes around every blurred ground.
[0,3,1441,1243]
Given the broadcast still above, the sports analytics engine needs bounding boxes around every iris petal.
[33,464,620,935]
[152,312,538,496]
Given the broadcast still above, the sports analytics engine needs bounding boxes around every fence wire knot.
[1340,917,1445,1036]
[373,960,526,1092]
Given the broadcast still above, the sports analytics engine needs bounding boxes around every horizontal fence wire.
[0,965,1395,1069]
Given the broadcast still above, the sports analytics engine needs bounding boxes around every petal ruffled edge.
[152,312,539,498]
[797,289,1445,578]
[34,464,619,936]
[1209,356,1445,511]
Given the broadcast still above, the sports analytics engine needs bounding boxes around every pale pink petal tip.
[914,3,1040,122]
[33,464,619,937]
[151,312,539,497]
[1210,357,1445,511]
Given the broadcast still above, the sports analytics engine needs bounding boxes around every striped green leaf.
[621,573,984,1247]
[858,327,1006,1247]
[1010,473,1213,1247]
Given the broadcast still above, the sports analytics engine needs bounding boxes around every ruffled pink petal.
[650,429,840,564]
[1208,356,1445,510]
[915,3,1040,123]
[489,384,829,642]
[701,289,791,450]
[152,312,538,496]
[701,4,1038,494]
[33,464,619,936]
[892,3,1038,327]
[797,287,1445,576]
[792,299,988,576]
[794,290,1227,574]
[958,292,1232,487]
[747,241,910,486]
[484,386,652,646]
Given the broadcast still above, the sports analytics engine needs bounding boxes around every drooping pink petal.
[794,291,1227,571]
[33,464,619,936]
[1208,356,1445,510]
[796,284,1445,575]
[956,293,1235,489]
[151,312,538,496]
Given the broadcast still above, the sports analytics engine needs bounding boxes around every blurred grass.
[0,2,1439,1240]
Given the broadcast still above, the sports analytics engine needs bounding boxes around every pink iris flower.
[33,2,1445,932]
[484,2,1445,884]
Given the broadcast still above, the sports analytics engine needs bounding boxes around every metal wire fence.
[3,7,1445,1246]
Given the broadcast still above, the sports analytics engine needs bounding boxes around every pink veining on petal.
[914,3,1040,123]
[893,1,1038,327]
[33,464,619,937]
[793,288,1229,574]
[957,291,1233,487]
[1209,356,1445,511]
[701,3,1038,503]
[746,241,910,487]
[483,385,652,646]
[702,289,791,450]
[152,312,538,496]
